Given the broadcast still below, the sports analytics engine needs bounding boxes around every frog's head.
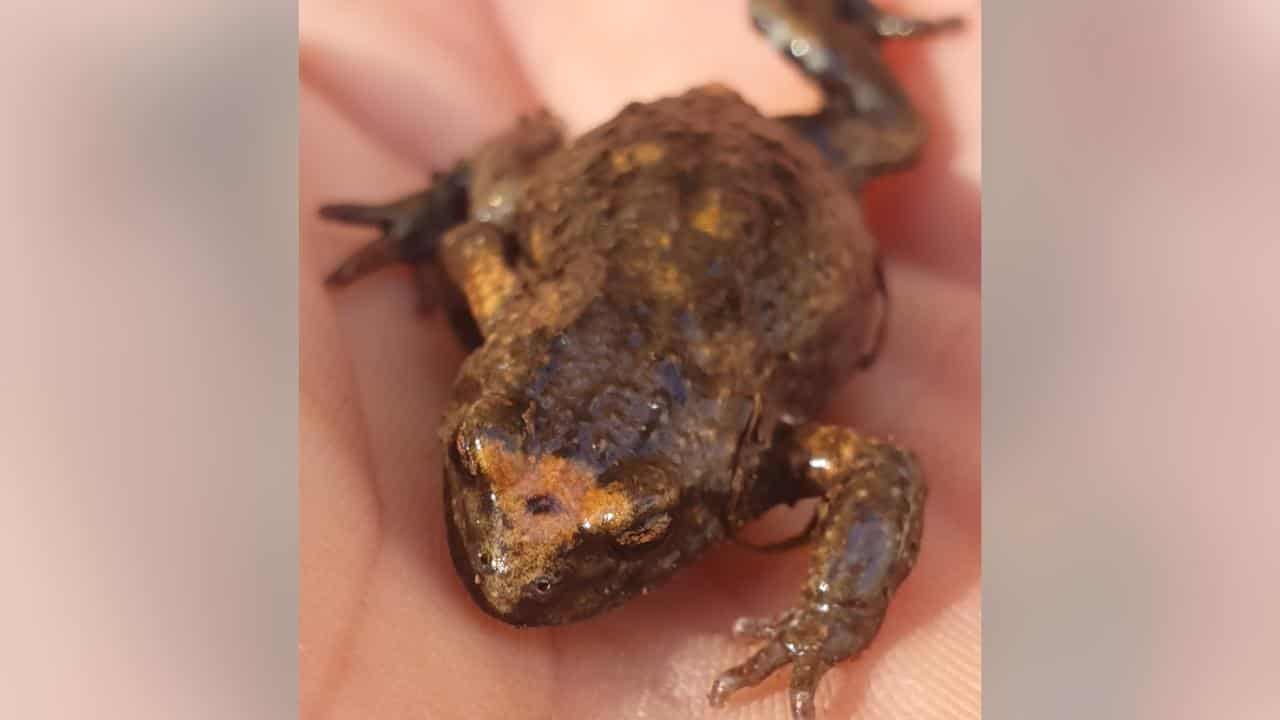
[442,392,689,626]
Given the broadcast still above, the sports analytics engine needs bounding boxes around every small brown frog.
[320,2,959,718]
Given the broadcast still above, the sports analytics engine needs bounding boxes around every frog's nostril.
[530,575,554,598]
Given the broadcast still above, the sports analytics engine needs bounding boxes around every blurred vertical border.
[0,2,297,718]
[986,1,1279,718]
[4,0,1279,718]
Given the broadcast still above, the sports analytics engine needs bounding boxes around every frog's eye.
[614,512,672,548]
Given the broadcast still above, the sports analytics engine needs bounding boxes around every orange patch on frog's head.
[477,442,638,547]
[443,421,684,626]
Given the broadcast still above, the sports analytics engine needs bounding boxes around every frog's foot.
[320,163,470,287]
[712,423,926,719]
[710,602,884,720]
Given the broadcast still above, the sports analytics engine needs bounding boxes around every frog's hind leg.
[710,422,925,720]
[749,0,962,188]
[833,0,963,39]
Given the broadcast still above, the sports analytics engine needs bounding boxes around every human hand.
[300,2,979,718]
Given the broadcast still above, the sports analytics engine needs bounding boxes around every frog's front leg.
[711,424,925,720]
[435,221,523,337]
[320,111,564,341]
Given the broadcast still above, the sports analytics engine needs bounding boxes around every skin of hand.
[299,2,980,718]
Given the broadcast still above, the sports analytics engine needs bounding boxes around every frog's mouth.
[444,465,655,627]
[442,467,512,622]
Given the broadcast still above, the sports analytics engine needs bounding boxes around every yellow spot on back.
[528,222,550,264]
[611,142,666,173]
[691,189,725,237]
[650,264,690,300]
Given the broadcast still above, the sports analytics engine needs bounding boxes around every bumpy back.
[514,88,882,418]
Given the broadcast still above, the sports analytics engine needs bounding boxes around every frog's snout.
[442,456,561,625]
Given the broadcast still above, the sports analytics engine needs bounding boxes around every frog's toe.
[871,12,965,40]
[713,600,878,718]
[787,655,830,720]
[708,638,790,707]
[320,165,470,288]
[730,614,783,641]
[709,629,833,720]
[318,201,402,226]
[321,194,433,287]
[323,234,400,286]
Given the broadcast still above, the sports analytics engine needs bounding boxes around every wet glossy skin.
[320,2,958,719]
[438,86,885,626]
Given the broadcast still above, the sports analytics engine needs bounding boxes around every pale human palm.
[300,2,979,718]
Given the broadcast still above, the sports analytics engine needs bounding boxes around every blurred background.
[1,0,1277,718]
[986,2,1279,718]
[0,1,296,718]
